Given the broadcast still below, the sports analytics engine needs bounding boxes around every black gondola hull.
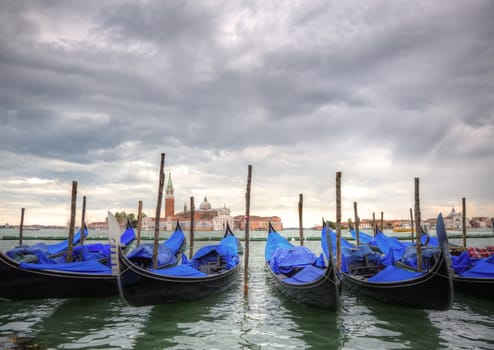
[0,251,117,301]
[453,276,494,299]
[267,264,340,310]
[118,249,241,307]
[342,252,453,310]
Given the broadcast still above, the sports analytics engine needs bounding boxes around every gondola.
[265,223,340,310]
[0,222,135,301]
[441,219,494,300]
[324,213,453,310]
[117,219,241,307]
[6,225,89,263]
[369,221,494,300]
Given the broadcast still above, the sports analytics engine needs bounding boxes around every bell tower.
[165,172,175,218]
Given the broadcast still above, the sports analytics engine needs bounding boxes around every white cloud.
[1,0,493,228]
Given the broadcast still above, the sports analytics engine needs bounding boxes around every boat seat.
[199,264,212,274]
[208,256,227,273]
[349,254,379,277]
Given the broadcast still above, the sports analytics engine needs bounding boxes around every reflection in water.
[0,240,493,349]
[0,299,65,339]
[31,296,151,349]
[429,295,494,350]
[341,290,445,349]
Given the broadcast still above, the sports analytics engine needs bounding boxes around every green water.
[0,230,493,349]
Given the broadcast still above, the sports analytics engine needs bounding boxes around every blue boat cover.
[339,245,380,273]
[126,243,177,268]
[120,225,136,246]
[451,251,471,274]
[150,264,207,277]
[152,233,239,277]
[163,227,186,253]
[375,232,408,257]
[421,234,439,246]
[269,246,317,274]
[265,228,326,284]
[367,265,425,283]
[321,226,354,260]
[460,255,494,278]
[19,260,111,274]
[265,230,294,261]
[46,228,88,256]
[190,234,239,270]
[350,230,376,245]
[400,246,440,270]
[125,225,185,268]
[73,243,109,262]
[283,265,325,284]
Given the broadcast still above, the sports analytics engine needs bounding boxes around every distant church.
[163,173,233,231]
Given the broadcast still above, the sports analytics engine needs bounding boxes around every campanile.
[165,172,175,218]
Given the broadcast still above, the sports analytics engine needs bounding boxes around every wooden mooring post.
[414,178,423,272]
[372,212,376,235]
[152,153,165,270]
[380,211,384,232]
[298,193,304,246]
[19,208,25,246]
[410,208,415,242]
[80,196,86,245]
[462,197,467,249]
[136,200,143,246]
[353,202,360,246]
[189,196,195,259]
[66,181,77,263]
[335,171,342,270]
[244,165,252,297]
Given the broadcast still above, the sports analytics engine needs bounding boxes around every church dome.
[448,207,456,218]
[199,196,212,210]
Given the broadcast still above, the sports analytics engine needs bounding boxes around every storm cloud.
[1,0,493,227]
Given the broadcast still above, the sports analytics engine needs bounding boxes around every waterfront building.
[233,215,283,231]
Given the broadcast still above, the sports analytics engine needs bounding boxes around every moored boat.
[0,222,135,301]
[265,223,340,310]
[324,214,453,310]
[117,219,241,307]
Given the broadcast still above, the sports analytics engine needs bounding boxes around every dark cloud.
[0,0,493,226]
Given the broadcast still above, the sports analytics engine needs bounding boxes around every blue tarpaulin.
[269,246,317,274]
[163,227,186,253]
[127,244,177,268]
[461,255,494,278]
[400,246,440,270]
[367,265,425,283]
[451,251,471,274]
[191,234,239,270]
[339,246,381,273]
[283,265,325,284]
[265,228,326,284]
[321,226,354,260]
[350,230,376,245]
[20,260,111,274]
[375,232,408,257]
[126,224,185,268]
[265,230,294,261]
[150,264,207,277]
[46,228,88,256]
[150,232,239,277]
[120,225,136,246]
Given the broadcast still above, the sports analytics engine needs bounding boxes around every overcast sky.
[1,0,493,228]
